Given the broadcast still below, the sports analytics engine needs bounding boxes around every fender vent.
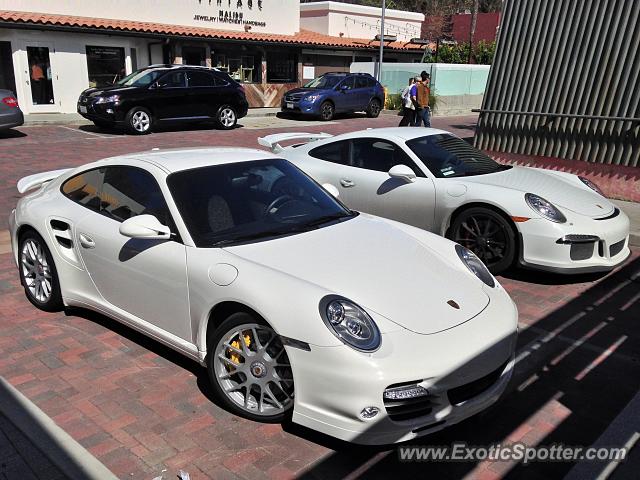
[49,220,72,249]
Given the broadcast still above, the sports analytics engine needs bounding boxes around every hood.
[225,215,489,335]
[285,88,327,97]
[81,85,142,97]
[463,167,614,218]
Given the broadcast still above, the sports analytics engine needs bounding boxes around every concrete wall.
[300,1,424,41]
[351,62,490,115]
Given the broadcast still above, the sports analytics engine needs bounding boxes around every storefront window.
[86,46,126,88]
[212,49,262,83]
[267,51,297,83]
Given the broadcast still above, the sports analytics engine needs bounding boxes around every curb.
[0,377,118,480]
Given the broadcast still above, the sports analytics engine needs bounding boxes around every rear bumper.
[0,109,24,129]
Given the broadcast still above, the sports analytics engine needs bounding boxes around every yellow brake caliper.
[228,333,252,368]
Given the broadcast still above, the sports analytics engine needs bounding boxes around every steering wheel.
[265,195,294,215]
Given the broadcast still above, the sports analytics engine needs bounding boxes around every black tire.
[215,105,238,130]
[18,230,63,312]
[124,106,153,135]
[319,101,334,121]
[448,207,516,274]
[206,312,294,423]
[366,98,382,118]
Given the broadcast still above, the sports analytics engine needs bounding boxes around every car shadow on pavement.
[500,266,609,286]
[292,256,640,479]
[0,128,27,139]
[63,307,230,415]
[276,112,368,121]
[78,122,243,136]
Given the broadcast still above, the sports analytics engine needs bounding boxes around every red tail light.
[2,96,18,108]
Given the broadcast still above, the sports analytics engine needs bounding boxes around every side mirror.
[388,164,417,183]
[119,214,171,240]
[339,84,349,92]
[322,183,340,198]
[149,81,161,89]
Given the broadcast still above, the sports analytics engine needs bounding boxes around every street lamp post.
[377,0,386,82]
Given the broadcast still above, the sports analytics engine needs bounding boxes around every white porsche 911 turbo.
[10,147,517,445]
[259,128,631,274]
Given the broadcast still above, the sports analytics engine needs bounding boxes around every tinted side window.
[212,74,230,86]
[350,138,421,174]
[158,71,186,88]
[309,140,350,165]
[355,77,368,89]
[100,167,173,227]
[367,77,377,87]
[340,77,355,90]
[61,168,104,212]
[187,71,216,87]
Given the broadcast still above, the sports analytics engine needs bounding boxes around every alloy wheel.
[21,238,53,303]
[321,103,334,120]
[454,214,509,268]
[219,107,236,128]
[131,110,150,132]
[214,323,293,416]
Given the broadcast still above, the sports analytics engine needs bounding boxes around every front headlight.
[578,176,605,196]
[95,94,120,104]
[319,296,381,352]
[455,244,495,288]
[525,193,566,223]
[304,94,321,102]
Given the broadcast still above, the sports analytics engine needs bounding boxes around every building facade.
[0,0,424,114]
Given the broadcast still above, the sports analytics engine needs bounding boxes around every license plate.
[79,105,87,113]
[286,102,294,109]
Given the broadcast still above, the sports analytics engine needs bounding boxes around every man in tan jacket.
[412,70,431,127]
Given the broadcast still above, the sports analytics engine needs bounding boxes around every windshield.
[168,159,354,247]
[304,75,343,89]
[406,134,511,178]
[116,68,166,87]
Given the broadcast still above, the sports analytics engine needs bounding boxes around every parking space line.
[57,125,114,139]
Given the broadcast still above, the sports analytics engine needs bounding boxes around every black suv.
[78,65,248,134]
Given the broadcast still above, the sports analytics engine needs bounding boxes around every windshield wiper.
[303,212,354,228]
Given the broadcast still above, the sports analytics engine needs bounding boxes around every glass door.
[23,43,59,112]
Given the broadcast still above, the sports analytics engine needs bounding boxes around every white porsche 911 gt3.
[10,147,517,445]
[259,128,631,274]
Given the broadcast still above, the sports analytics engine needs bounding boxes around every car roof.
[331,127,452,142]
[118,147,281,173]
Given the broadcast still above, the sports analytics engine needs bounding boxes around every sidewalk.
[0,377,117,480]
[23,108,282,125]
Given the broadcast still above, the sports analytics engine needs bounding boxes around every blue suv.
[281,72,384,121]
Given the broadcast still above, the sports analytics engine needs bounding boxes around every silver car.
[0,89,24,131]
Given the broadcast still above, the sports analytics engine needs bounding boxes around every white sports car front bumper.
[286,285,518,445]
[518,207,630,273]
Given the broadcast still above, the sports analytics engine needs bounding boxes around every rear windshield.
[406,134,511,178]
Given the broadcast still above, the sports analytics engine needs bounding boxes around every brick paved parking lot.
[1,115,639,479]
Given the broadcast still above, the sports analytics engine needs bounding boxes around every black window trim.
[61,165,182,241]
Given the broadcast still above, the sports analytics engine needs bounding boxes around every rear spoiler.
[17,168,73,194]
[257,132,333,153]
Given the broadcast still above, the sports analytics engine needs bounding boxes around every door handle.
[340,178,355,188]
[79,233,95,249]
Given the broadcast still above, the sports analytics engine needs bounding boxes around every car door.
[75,165,192,341]
[339,137,437,231]
[303,140,353,191]
[335,76,356,112]
[353,76,372,110]
[151,70,189,120]
[186,70,220,118]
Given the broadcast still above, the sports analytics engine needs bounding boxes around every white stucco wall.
[0,28,150,114]
[300,1,424,41]
[1,0,300,35]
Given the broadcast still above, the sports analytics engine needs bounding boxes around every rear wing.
[17,168,73,194]
[257,132,333,153]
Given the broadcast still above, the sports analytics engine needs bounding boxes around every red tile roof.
[0,10,424,51]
